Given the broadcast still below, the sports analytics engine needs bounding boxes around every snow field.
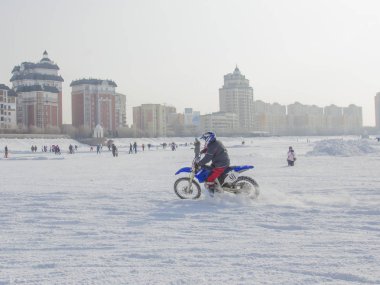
[0,137,379,284]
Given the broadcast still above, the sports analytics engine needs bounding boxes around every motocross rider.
[195,131,230,193]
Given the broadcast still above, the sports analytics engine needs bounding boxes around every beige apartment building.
[219,67,254,132]
[115,93,127,128]
[0,84,17,129]
[200,112,239,135]
[343,104,362,134]
[287,102,324,135]
[253,100,287,135]
[133,104,174,137]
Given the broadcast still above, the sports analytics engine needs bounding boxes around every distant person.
[135,142,138,153]
[4,146,8,158]
[96,144,101,154]
[287,146,296,166]
[142,144,145,151]
[112,143,118,157]
[194,138,200,158]
[129,143,133,154]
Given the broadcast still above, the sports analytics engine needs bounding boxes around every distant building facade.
[287,102,324,135]
[375,92,380,129]
[71,79,117,133]
[133,104,170,137]
[200,112,239,135]
[253,100,362,135]
[0,84,17,129]
[253,100,287,135]
[324,104,343,135]
[115,93,127,127]
[342,104,362,134]
[219,67,254,131]
[184,108,200,127]
[10,51,64,129]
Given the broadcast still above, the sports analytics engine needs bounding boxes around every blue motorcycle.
[174,158,259,199]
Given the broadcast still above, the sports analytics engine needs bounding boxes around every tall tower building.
[375,92,380,129]
[71,79,117,133]
[10,51,64,129]
[219,66,254,131]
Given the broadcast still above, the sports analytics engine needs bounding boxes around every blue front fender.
[175,167,192,175]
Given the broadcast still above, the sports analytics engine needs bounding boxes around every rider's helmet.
[200,131,216,147]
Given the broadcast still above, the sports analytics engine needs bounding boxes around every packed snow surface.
[307,138,380,156]
[0,136,379,284]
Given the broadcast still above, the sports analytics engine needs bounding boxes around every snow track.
[0,137,379,284]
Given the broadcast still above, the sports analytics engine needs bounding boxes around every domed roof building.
[10,51,64,129]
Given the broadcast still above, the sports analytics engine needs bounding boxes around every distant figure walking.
[287,146,296,166]
[129,143,133,154]
[142,144,145,151]
[96,144,101,154]
[194,138,200,158]
[4,146,8,158]
[112,143,118,157]
[134,142,138,153]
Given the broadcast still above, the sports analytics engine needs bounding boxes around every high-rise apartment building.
[219,67,254,131]
[10,51,64,129]
[375,92,380,129]
[324,105,343,135]
[115,93,127,127]
[71,79,117,133]
[253,100,287,135]
[200,112,239,135]
[287,102,324,135]
[0,84,17,129]
[133,104,170,137]
[184,108,200,127]
[343,104,362,134]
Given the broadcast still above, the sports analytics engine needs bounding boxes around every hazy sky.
[1,0,379,126]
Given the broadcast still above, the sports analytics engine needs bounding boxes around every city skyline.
[1,0,379,126]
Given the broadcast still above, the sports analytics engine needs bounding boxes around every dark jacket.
[198,140,230,168]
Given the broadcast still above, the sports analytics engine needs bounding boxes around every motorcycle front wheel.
[174,177,201,199]
[230,176,260,200]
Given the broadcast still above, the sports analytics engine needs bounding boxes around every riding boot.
[205,182,215,196]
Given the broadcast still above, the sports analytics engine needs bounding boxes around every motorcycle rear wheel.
[230,176,260,200]
[174,177,201,199]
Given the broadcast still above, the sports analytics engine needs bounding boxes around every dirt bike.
[174,158,259,199]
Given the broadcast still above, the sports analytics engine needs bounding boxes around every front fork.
[188,170,195,190]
